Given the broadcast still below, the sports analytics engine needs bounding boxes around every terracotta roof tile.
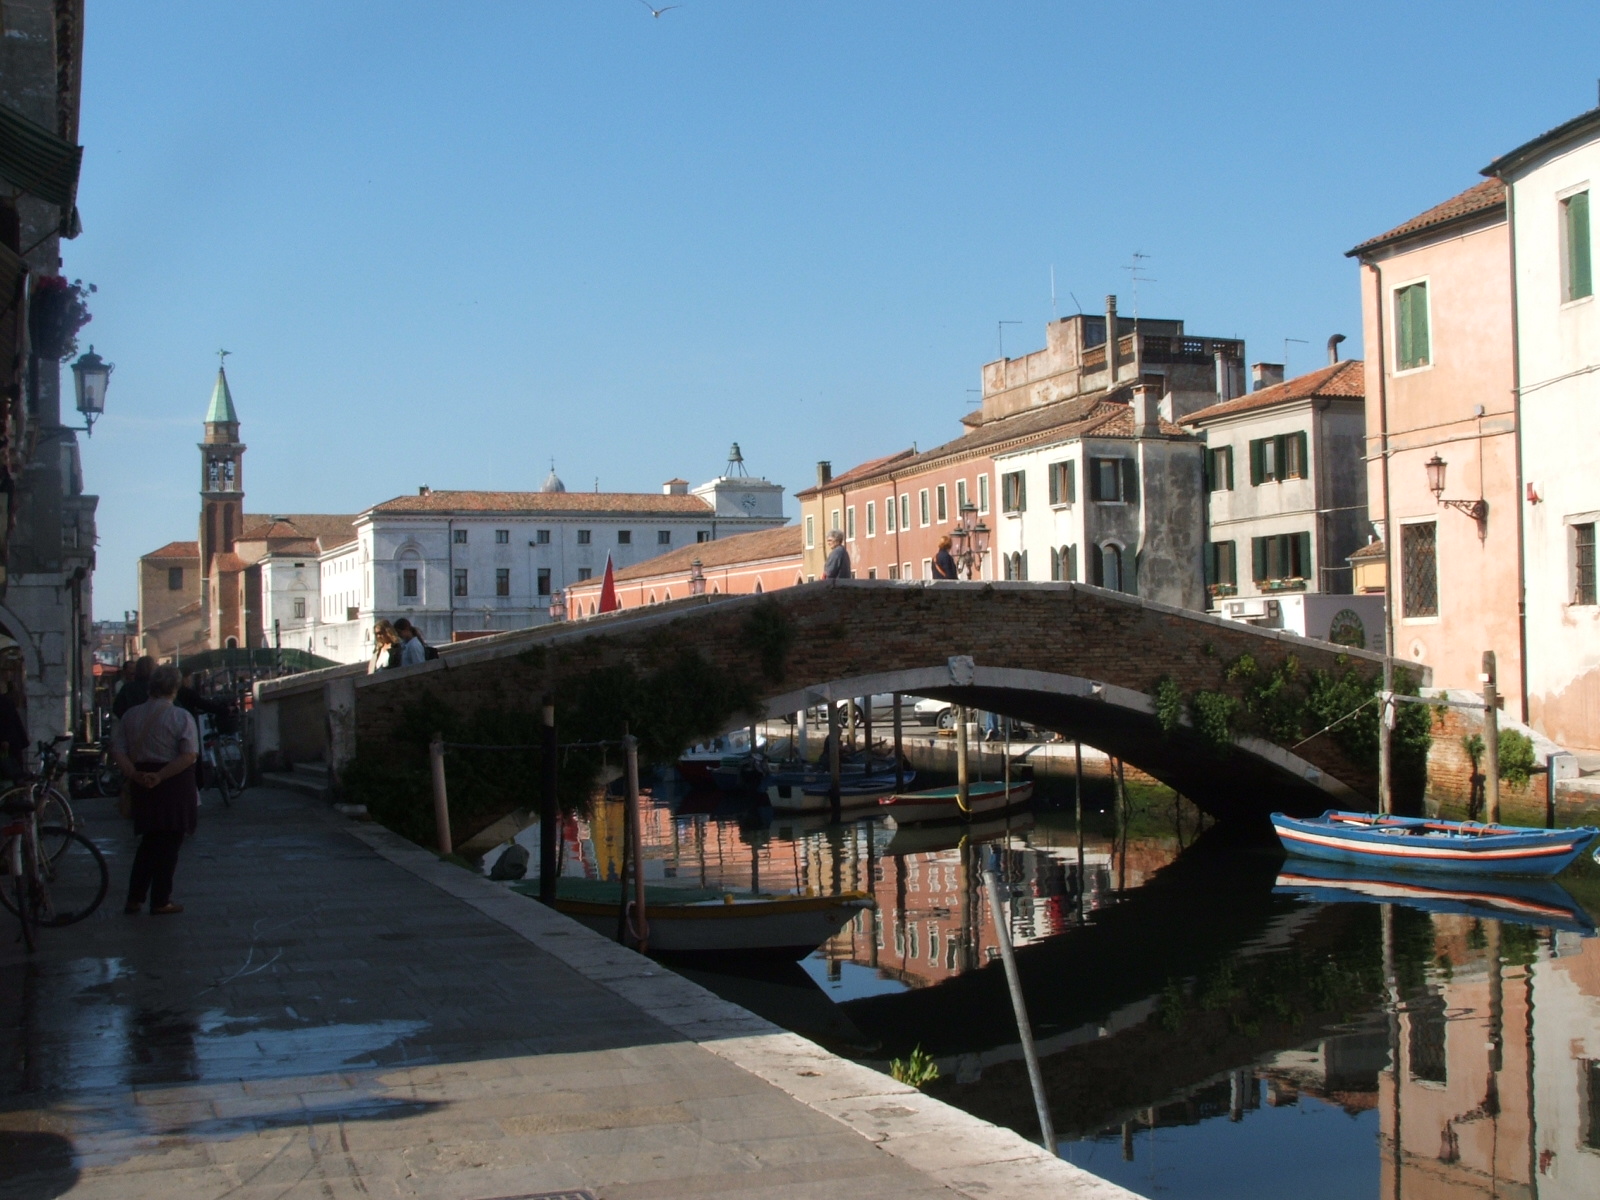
[1347,179,1504,256]
[238,513,359,551]
[144,541,199,561]
[1183,360,1364,424]
[795,450,919,498]
[1348,539,1386,562]
[367,490,716,516]
[601,524,802,584]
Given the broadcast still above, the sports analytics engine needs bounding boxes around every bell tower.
[198,354,245,632]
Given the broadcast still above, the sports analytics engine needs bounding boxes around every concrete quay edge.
[333,810,1142,1200]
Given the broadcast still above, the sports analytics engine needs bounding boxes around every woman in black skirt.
[111,664,200,915]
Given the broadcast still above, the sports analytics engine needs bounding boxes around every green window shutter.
[1204,544,1216,586]
[1568,192,1593,300]
[1249,439,1265,486]
[1296,532,1312,580]
[1226,446,1235,489]
[1252,537,1267,582]
[1066,460,1076,503]
[1048,465,1059,506]
[1222,541,1236,586]
[1398,283,1429,368]
[1122,458,1138,504]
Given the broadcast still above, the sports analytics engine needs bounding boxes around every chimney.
[1133,383,1161,437]
[1105,295,1119,382]
[661,478,688,495]
[1213,349,1233,401]
[1327,333,1346,364]
[1251,363,1285,392]
[816,461,832,486]
[418,485,430,496]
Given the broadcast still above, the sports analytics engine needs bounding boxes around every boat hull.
[879,781,1034,825]
[551,893,874,960]
[1271,810,1599,878]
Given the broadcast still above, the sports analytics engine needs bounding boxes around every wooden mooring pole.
[982,847,1056,1155]
[892,694,904,792]
[956,705,970,813]
[625,733,648,953]
[827,701,842,821]
[428,733,452,856]
[1482,651,1500,824]
[539,697,558,904]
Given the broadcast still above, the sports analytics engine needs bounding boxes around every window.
[866,567,877,579]
[1062,544,1077,582]
[1206,446,1234,491]
[1048,460,1076,506]
[453,528,468,544]
[402,568,419,598]
[617,530,631,545]
[956,479,969,511]
[977,473,990,514]
[1253,532,1313,586]
[903,561,913,581]
[577,567,593,582]
[1206,541,1237,590]
[1395,282,1430,369]
[831,508,841,532]
[888,564,900,580]
[535,529,551,545]
[1000,470,1027,513]
[1248,433,1307,485]
[936,484,948,522]
[921,557,932,578]
[496,568,511,596]
[1090,458,1133,502]
[657,530,671,545]
[846,506,856,540]
[453,568,469,596]
[1003,551,1028,580]
[293,597,306,619]
[1585,1059,1600,1151]
[167,566,183,591]
[1563,190,1592,301]
[495,529,509,544]
[1092,544,1124,592]
[1407,993,1448,1084]
[865,501,876,537]
[537,568,552,597]
[918,489,931,526]
[345,607,358,622]
[696,530,710,543]
[884,492,896,534]
[1574,522,1596,605]
[805,515,815,549]
[1400,522,1438,617]
[899,494,911,530]
[576,529,591,545]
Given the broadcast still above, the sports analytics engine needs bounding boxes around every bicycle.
[0,766,109,952]
[198,711,245,807]
[67,741,122,799]
[1,737,79,862]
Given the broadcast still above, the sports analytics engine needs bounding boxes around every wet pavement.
[0,787,1136,1200]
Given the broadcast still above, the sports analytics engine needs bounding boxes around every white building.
[303,460,786,664]
[990,385,1206,609]
[1485,110,1600,751]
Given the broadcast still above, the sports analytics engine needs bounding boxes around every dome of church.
[541,468,567,494]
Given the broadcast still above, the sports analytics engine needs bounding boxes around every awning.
[0,103,82,220]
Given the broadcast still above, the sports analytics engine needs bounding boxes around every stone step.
[292,761,330,779]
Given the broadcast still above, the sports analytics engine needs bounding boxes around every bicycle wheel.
[1,834,37,951]
[34,788,75,862]
[209,751,233,808]
[33,828,108,926]
[220,738,247,792]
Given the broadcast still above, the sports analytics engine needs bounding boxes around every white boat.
[678,730,764,785]
[878,779,1034,825]
[766,772,908,813]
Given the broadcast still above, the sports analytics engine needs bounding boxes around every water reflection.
[515,779,1600,1199]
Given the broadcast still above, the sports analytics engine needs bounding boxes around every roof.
[797,389,1187,497]
[206,366,239,425]
[1182,360,1364,425]
[238,513,358,551]
[594,524,803,585]
[366,490,717,517]
[1483,107,1600,179]
[211,551,248,573]
[1348,539,1386,562]
[1347,179,1505,257]
[144,541,199,561]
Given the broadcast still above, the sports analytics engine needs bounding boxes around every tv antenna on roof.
[1284,337,1308,376]
[1125,252,1156,322]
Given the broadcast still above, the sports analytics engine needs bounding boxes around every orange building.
[563,523,803,617]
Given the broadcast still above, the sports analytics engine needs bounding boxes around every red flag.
[598,553,619,613]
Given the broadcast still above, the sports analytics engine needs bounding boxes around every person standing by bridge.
[823,529,851,580]
[932,535,957,580]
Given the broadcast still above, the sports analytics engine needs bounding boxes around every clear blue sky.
[72,0,1600,617]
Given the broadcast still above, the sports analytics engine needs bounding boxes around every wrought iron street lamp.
[948,501,991,580]
[1425,454,1488,525]
[549,590,567,622]
[70,345,112,435]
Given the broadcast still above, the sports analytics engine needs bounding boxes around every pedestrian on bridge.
[932,535,957,580]
[370,620,400,673]
[823,529,851,580]
[112,665,199,916]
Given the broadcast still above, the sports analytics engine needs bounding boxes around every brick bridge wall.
[336,581,1393,820]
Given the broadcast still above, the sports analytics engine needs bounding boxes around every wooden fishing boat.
[765,771,910,814]
[511,878,872,960]
[1270,810,1599,878]
[677,731,763,785]
[878,780,1034,825]
[1272,858,1595,936]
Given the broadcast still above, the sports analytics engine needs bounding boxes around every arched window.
[664,590,672,601]
[1003,551,1027,581]
[1049,547,1061,580]
[1094,544,1124,592]
[225,636,238,649]
[1062,545,1077,582]
[648,592,656,605]
[753,580,763,594]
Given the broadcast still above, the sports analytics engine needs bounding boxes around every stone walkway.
[0,787,1136,1200]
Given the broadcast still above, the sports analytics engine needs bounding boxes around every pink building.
[564,524,802,617]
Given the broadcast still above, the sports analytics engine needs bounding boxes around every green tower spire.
[205,365,238,425]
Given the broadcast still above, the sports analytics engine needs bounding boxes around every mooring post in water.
[624,733,648,953]
[1115,758,1128,892]
[797,703,809,760]
[827,700,842,821]
[983,846,1056,1155]
[956,704,970,813]
[1074,739,1085,920]
[1483,650,1500,824]
[428,733,452,856]
[539,696,558,904]
[892,693,904,791]
[1379,654,1394,815]
[862,697,873,775]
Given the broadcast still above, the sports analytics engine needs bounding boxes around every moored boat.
[1273,858,1595,936]
[766,771,910,814]
[1270,810,1599,878]
[511,878,873,960]
[879,779,1034,825]
[678,731,764,785]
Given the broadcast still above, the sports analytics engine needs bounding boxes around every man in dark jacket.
[113,657,155,718]
[822,530,851,580]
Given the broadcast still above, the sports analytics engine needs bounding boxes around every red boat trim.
[1275,872,1574,919]
[1277,825,1576,860]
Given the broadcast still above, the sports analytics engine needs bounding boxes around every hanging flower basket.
[29,276,95,361]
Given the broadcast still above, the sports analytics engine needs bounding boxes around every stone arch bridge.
[256,581,1406,822]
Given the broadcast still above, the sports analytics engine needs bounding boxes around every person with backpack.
[392,618,438,665]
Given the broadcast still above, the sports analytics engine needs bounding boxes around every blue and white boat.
[1271,810,1599,879]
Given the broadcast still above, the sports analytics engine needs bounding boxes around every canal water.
[492,767,1600,1200]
